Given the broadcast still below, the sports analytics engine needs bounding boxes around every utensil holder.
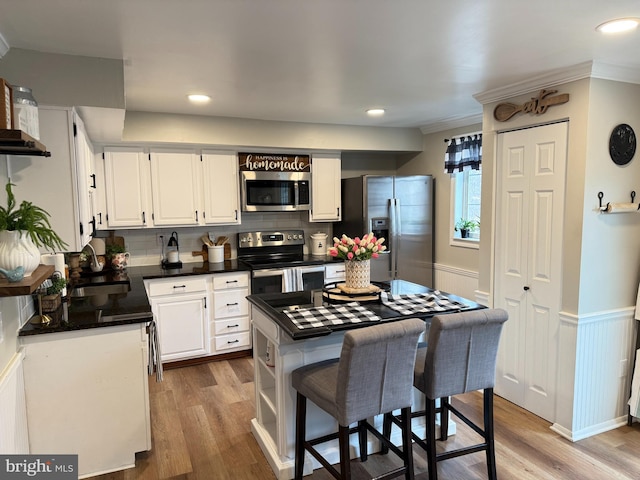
[208,245,224,263]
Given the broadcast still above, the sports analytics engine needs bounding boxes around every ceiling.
[0,0,639,131]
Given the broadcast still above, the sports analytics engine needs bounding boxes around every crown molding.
[590,62,640,84]
[0,31,9,59]
[419,112,483,135]
[473,62,596,105]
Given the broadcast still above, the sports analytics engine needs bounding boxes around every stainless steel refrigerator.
[336,175,434,287]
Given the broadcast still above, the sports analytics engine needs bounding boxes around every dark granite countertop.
[19,260,249,337]
[247,280,485,340]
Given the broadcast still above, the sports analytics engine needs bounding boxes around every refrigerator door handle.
[390,197,397,280]
[395,198,402,237]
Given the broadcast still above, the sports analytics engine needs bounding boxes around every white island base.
[250,305,455,480]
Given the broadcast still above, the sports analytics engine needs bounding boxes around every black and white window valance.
[444,133,482,173]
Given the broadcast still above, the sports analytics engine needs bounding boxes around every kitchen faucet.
[83,243,103,272]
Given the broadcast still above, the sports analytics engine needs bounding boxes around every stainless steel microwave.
[241,171,311,212]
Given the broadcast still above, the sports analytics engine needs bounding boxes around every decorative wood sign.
[494,89,570,122]
[238,152,310,172]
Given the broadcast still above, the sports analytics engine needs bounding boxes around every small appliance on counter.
[161,231,183,269]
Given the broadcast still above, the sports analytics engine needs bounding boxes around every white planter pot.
[0,230,41,277]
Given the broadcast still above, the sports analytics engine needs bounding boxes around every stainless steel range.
[237,230,326,294]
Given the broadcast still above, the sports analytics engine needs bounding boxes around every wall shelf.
[0,264,55,296]
[0,129,50,157]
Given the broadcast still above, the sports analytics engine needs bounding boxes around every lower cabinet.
[145,276,210,362]
[145,272,251,363]
[21,324,151,478]
[211,272,251,354]
[324,262,346,284]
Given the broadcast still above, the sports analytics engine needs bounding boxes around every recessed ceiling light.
[596,18,639,34]
[188,94,211,103]
[366,108,385,117]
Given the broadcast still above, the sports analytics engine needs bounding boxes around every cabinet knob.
[523,286,530,291]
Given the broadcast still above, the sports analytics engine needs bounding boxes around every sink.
[70,283,131,297]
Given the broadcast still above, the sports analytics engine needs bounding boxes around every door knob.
[523,286,530,291]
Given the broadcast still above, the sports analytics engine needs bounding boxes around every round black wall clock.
[609,123,636,165]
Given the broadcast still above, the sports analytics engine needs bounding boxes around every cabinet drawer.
[325,263,346,281]
[213,289,249,319]
[213,272,249,290]
[214,316,250,335]
[147,277,207,297]
[214,331,251,351]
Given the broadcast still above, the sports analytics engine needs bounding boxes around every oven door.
[251,268,296,294]
[295,265,325,292]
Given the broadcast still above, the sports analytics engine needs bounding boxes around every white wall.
[580,79,640,314]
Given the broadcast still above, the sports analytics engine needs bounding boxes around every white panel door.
[494,121,567,422]
[201,151,240,224]
[150,150,201,225]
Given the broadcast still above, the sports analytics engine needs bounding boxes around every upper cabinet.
[8,106,94,252]
[201,151,241,225]
[310,154,341,222]
[103,148,151,228]
[149,150,201,226]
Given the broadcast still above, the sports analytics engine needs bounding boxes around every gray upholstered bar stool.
[292,318,425,480]
[399,308,508,480]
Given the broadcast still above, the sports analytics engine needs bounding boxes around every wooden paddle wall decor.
[494,89,569,122]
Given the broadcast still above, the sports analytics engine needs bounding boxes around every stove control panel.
[238,230,306,248]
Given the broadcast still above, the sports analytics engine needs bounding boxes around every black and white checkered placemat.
[380,291,466,316]
[283,302,381,330]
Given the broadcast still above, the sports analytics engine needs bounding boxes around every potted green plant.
[0,182,68,277]
[454,218,478,239]
[41,273,67,312]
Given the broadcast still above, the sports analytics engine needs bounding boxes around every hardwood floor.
[87,357,640,480]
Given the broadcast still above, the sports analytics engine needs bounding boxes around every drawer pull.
[226,302,239,306]
[173,285,187,289]
[226,280,238,284]
[228,339,240,344]
[227,324,240,328]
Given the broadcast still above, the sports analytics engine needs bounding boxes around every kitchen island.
[247,280,483,480]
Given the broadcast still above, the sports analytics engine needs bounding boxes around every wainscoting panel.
[552,308,635,441]
[0,349,29,453]
[433,263,478,300]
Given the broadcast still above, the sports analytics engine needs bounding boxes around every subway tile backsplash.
[105,212,333,267]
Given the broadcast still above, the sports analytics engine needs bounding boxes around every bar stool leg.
[440,397,449,441]
[484,388,497,480]
[426,399,438,480]
[381,413,392,455]
[400,406,415,480]
[358,419,368,461]
[295,392,307,480]
[338,424,352,480]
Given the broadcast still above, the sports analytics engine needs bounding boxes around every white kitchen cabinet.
[201,150,241,225]
[146,276,210,362]
[324,262,346,284]
[9,106,94,252]
[21,323,151,478]
[310,154,341,222]
[211,272,251,353]
[103,148,152,228]
[92,151,108,230]
[150,150,201,226]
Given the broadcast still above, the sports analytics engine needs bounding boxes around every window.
[445,133,482,248]
[451,167,481,244]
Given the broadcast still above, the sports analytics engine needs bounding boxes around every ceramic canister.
[310,232,328,256]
